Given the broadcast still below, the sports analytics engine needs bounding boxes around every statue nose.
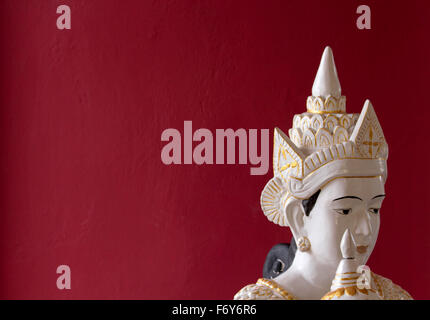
[354,210,373,238]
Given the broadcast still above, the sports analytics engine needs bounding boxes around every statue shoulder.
[234,282,282,300]
[233,278,295,300]
[372,272,413,300]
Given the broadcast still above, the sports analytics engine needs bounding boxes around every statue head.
[261,47,388,270]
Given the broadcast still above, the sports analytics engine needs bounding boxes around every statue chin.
[233,47,413,301]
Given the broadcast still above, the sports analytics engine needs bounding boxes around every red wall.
[0,0,429,299]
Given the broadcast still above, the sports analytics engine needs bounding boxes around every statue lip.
[356,245,368,254]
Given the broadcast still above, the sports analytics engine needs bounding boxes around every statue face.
[303,176,385,267]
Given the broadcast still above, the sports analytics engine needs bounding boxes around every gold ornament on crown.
[306,95,346,114]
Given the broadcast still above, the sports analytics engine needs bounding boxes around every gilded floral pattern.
[233,273,413,300]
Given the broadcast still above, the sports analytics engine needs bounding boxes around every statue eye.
[335,209,352,215]
[368,208,380,214]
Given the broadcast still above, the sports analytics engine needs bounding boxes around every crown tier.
[289,112,359,151]
[306,95,346,113]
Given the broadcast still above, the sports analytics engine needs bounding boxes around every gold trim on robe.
[233,273,413,300]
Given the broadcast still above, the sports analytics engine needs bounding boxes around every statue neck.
[274,251,338,300]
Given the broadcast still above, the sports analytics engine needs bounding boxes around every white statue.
[234,47,412,300]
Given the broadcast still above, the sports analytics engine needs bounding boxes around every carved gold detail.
[321,286,377,300]
[306,95,346,114]
[260,177,287,226]
[350,100,388,159]
[273,128,304,182]
[297,236,311,252]
[234,273,413,300]
[290,113,359,149]
[256,278,297,300]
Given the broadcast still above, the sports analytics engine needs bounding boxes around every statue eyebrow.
[332,196,363,202]
[371,194,386,199]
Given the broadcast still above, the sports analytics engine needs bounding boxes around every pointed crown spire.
[307,46,346,113]
[312,46,342,99]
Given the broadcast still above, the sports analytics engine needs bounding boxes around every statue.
[234,47,413,300]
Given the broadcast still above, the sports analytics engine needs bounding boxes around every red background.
[0,0,429,299]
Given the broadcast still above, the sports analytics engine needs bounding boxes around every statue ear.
[284,197,306,240]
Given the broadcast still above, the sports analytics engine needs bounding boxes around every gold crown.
[260,47,388,227]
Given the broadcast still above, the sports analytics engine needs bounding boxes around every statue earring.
[297,236,311,252]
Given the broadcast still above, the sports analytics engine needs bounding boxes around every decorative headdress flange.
[261,47,388,227]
